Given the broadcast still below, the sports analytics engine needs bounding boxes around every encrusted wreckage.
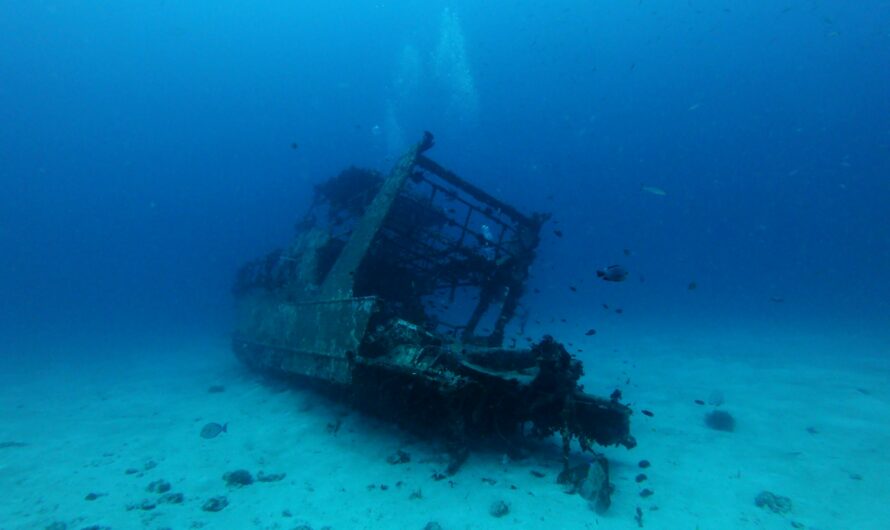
[232,133,635,493]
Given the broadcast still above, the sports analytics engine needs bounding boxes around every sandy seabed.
[1,320,887,530]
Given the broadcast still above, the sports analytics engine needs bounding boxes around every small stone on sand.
[489,500,510,517]
[202,496,229,512]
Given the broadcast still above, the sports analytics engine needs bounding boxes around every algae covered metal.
[232,132,635,473]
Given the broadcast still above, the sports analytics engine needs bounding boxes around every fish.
[615,308,624,314]
[200,422,228,439]
[585,328,596,336]
[290,142,299,150]
[596,265,628,282]
[694,399,705,405]
[687,282,697,290]
[623,248,632,256]
[569,285,577,292]
[769,296,785,303]
[640,185,667,196]
[610,389,622,401]
[641,410,654,417]
[553,229,563,238]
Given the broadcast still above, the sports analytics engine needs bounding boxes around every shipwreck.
[231,133,635,504]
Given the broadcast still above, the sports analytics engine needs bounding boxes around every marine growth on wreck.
[231,132,635,506]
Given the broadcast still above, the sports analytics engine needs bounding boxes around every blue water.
[2,2,887,346]
[1,3,889,528]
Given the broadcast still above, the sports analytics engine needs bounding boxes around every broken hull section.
[232,133,634,484]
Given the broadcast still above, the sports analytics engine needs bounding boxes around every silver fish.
[640,185,667,196]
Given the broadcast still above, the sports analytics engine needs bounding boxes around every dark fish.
[200,422,227,439]
[610,389,622,401]
[596,265,628,282]
[290,142,299,150]
[694,399,705,405]
[623,248,632,256]
[602,303,609,309]
[769,296,785,303]
[641,410,654,417]
[688,282,697,290]
[585,328,596,336]
[553,229,563,238]
[569,285,577,292]
[615,308,624,314]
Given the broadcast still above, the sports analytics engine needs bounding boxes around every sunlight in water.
[433,7,480,125]
[382,99,406,158]
[393,44,421,101]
